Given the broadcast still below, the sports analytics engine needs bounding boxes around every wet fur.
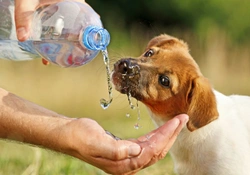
[112,34,250,175]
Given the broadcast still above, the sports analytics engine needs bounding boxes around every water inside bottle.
[100,49,113,109]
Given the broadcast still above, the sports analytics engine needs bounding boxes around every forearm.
[0,88,72,153]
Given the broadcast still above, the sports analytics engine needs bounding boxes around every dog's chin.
[111,71,124,92]
[111,72,143,101]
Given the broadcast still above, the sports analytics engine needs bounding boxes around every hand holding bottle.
[0,0,109,66]
[15,0,86,41]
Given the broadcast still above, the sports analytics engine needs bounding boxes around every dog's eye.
[159,75,170,87]
[144,49,154,57]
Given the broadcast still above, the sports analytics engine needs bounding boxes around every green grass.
[0,140,174,175]
[0,28,250,175]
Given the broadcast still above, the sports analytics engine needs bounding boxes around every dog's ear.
[146,34,189,51]
[186,77,219,131]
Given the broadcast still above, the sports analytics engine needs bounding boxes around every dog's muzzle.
[114,58,140,77]
[112,58,141,98]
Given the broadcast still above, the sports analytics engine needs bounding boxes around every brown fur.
[112,34,219,131]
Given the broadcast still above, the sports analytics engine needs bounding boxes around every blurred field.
[0,26,250,175]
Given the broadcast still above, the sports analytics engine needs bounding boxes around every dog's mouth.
[112,58,142,100]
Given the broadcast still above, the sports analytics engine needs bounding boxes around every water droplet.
[127,91,135,109]
[134,123,140,130]
[126,113,130,118]
[136,100,141,120]
[100,50,113,109]
[100,98,111,110]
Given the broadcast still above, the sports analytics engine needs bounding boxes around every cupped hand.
[63,114,188,175]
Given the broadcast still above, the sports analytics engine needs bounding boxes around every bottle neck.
[82,26,110,51]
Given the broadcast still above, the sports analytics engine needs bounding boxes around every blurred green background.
[1,0,250,174]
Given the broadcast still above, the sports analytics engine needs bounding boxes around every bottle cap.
[82,26,110,51]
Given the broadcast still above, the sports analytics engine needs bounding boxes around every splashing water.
[134,100,141,129]
[126,113,131,118]
[134,123,140,130]
[126,91,142,129]
[136,100,141,121]
[127,91,135,110]
[100,50,113,109]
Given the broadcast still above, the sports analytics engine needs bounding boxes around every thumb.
[14,0,39,41]
[100,136,141,160]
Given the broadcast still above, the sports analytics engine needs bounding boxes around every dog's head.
[112,34,219,131]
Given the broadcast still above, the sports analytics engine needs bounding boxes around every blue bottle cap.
[83,26,110,51]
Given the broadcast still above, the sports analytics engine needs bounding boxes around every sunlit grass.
[0,140,174,175]
[0,28,250,175]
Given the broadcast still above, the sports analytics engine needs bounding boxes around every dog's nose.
[115,59,139,75]
[118,59,132,74]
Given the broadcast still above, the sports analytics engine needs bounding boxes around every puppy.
[111,34,250,175]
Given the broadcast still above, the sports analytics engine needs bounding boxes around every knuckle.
[130,158,141,170]
[159,152,167,160]
[111,144,124,160]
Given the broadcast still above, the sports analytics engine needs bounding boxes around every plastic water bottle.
[0,0,110,67]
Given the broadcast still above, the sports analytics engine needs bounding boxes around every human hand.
[0,87,188,174]
[62,114,188,175]
[14,0,86,41]
[125,114,188,174]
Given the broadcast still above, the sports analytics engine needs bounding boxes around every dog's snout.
[115,59,140,75]
[113,58,141,98]
[117,59,132,74]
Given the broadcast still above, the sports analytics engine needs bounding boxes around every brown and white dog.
[111,34,250,175]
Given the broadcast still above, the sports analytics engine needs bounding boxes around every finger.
[86,156,139,175]
[154,115,188,159]
[91,148,157,175]
[96,137,141,160]
[39,0,86,7]
[136,114,188,167]
[89,136,142,174]
[15,0,39,41]
[85,115,188,175]
[73,143,142,175]
[15,0,87,41]
[138,114,187,143]
[158,114,189,156]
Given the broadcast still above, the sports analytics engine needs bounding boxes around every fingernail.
[179,114,189,128]
[128,144,141,156]
[17,27,28,41]
[183,115,189,124]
